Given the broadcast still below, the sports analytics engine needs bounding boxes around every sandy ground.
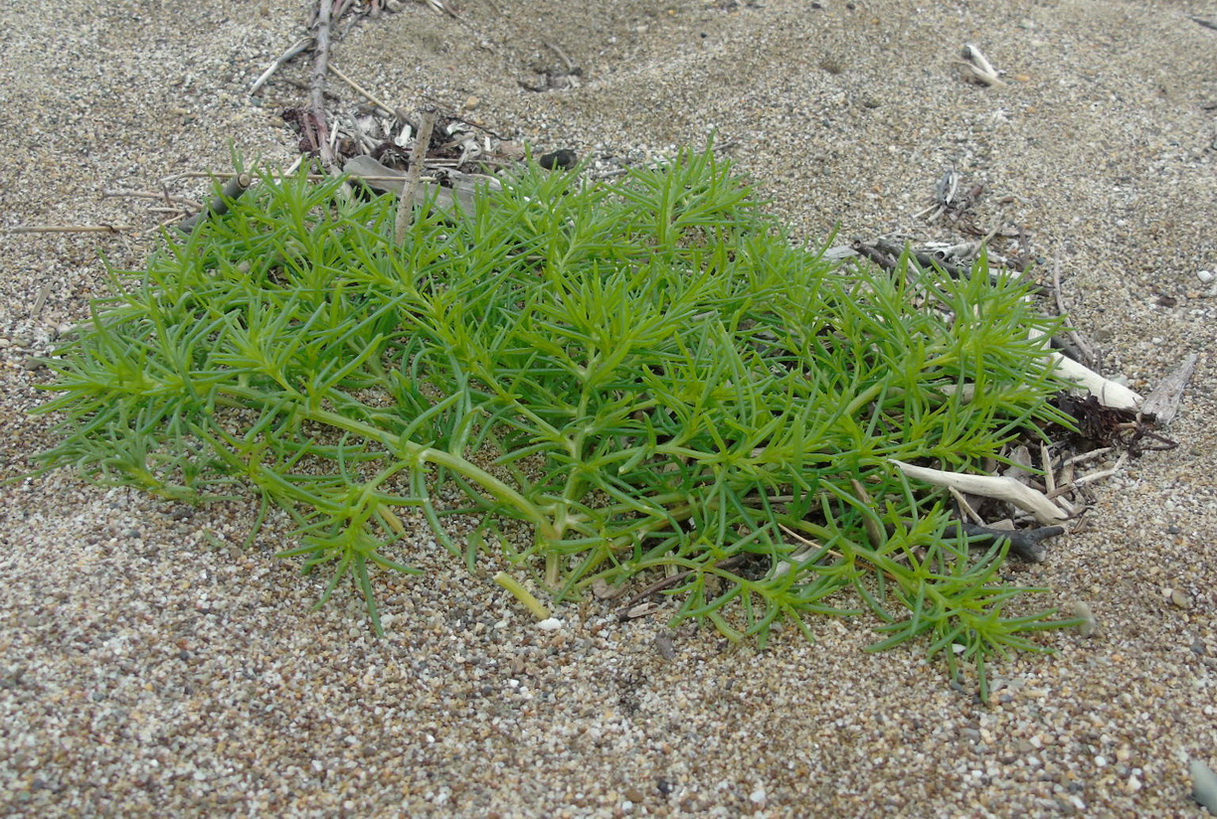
[1,0,1215,816]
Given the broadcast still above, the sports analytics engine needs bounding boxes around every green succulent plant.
[32,146,1082,697]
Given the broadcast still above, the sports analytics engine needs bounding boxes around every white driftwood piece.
[891,459,1069,524]
[1028,328,1143,411]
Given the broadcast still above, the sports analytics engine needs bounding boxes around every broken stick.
[176,173,253,234]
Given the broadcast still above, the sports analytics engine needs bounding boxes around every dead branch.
[103,190,204,210]
[947,522,1064,563]
[1051,256,1097,367]
[892,459,1069,524]
[310,0,336,168]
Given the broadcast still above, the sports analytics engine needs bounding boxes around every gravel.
[1,0,1215,816]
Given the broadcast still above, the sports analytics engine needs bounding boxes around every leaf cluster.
[33,147,1079,696]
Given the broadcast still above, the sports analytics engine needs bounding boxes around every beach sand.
[1,1,1214,815]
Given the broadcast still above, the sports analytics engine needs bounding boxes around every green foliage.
[34,147,1080,696]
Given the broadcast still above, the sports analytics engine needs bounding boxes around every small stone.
[625,787,645,803]
[1127,774,1142,793]
[536,617,563,631]
[1198,270,1214,284]
[463,95,480,110]
[654,631,676,660]
[1167,588,1193,609]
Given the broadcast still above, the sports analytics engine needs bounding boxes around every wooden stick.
[103,190,204,209]
[948,522,1063,563]
[1052,256,1097,367]
[394,108,438,244]
[310,0,336,168]
[1028,326,1143,411]
[31,282,53,319]
[328,63,394,114]
[3,224,131,234]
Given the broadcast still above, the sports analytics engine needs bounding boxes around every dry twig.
[328,63,394,113]
[891,459,1069,524]
[310,0,337,168]
[3,224,131,234]
[394,108,438,244]
[249,36,314,95]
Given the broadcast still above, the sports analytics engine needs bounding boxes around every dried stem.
[4,224,131,234]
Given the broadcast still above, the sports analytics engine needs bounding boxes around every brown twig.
[310,0,336,168]
[615,554,751,615]
[3,224,131,234]
[394,108,438,244]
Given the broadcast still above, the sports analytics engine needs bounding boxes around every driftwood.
[891,459,1069,524]
[959,44,1006,86]
[946,522,1063,563]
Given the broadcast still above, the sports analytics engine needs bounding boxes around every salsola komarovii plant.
[34,147,1084,696]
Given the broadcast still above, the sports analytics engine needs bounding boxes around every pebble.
[1192,758,1217,814]
[1198,270,1214,284]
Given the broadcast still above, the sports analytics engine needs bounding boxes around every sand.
[1,0,1215,816]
